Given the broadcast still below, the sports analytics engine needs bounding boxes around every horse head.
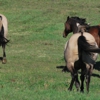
[63,16,73,38]
[63,16,88,38]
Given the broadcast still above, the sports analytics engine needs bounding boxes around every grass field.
[0,0,100,100]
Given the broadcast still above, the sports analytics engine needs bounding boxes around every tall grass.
[0,0,100,100]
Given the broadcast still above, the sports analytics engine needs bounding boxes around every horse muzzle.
[63,33,67,38]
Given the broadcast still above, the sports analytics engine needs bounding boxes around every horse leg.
[85,64,93,93]
[67,62,79,91]
[68,73,75,91]
[2,44,7,64]
[75,73,80,91]
[80,74,85,92]
[68,71,80,91]
[85,73,91,93]
[80,67,85,93]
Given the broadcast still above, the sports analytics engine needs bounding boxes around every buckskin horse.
[64,32,100,92]
[0,14,9,64]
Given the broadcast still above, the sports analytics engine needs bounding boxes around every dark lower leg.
[2,44,7,64]
[75,74,80,91]
[86,75,90,93]
[80,74,85,92]
[68,74,75,91]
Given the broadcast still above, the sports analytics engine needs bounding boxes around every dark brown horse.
[63,16,100,48]
[63,16,89,37]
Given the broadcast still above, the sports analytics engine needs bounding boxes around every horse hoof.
[68,88,72,91]
[80,90,84,93]
[2,58,7,64]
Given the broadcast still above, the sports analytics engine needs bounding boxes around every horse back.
[88,26,99,36]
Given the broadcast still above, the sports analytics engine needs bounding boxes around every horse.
[87,25,100,47]
[0,14,9,64]
[63,16,100,48]
[64,32,100,92]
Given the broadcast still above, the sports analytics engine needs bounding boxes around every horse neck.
[70,22,78,33]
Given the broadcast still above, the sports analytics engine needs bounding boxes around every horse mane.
[70,16,90,33]
[68,16,89,33]
[71,16,86,25]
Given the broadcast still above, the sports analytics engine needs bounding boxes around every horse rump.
[78,33,100,53]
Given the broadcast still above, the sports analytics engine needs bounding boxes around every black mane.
[71,16,87,25]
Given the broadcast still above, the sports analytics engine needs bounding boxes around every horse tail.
[0,16,3,32]
[78,33,100,53]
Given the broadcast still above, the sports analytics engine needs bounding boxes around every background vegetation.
[0,0,100,99]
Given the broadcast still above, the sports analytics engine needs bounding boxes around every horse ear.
[67,16,70,20]
[82,18,86,22]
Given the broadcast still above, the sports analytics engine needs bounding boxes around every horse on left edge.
[0,14,9,64]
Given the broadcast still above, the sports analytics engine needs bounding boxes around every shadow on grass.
[92,61,100,78]
[56,65,69,72]
[0,57,3,61]
[56,61,100,78]
[94,61,100,71]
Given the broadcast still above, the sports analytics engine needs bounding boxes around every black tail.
[78,34,100,53]
[0,35,10,45]
[4,37,10,44]
[2,37,9,45]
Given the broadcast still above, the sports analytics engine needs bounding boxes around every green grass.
[0,0,100,100]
